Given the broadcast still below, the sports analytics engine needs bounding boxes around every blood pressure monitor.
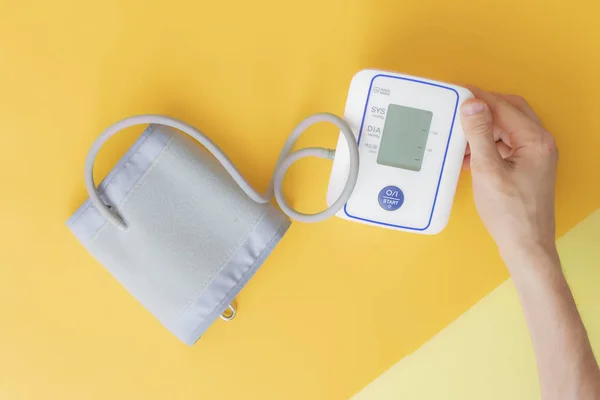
[326,70,473,234]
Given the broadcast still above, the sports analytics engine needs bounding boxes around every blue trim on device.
[343,74,459,231]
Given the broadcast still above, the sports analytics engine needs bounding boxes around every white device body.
[326,70,473,234]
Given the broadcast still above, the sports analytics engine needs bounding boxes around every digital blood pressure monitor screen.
[376,104,433,172]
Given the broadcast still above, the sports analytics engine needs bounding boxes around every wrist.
[499,240,561,278]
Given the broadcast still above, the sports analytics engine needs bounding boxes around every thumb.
[460,99,502,165]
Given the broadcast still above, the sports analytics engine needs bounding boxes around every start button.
[378,186,404,211]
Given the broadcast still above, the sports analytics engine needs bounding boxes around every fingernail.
[461,101,486,116]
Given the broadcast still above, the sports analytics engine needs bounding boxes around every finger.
[466,125,511,155]
[460,99,503,166]
[496,140,513,158]
[493,125,511,147]
[463,141,511,170]
[468,87,542,141]
[492,93,542,124]
[467,86,513,146]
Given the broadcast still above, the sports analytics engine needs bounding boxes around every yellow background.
[354,209,600,399]
[0,0,599,399]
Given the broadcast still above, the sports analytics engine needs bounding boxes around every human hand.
[459,88,559,264]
